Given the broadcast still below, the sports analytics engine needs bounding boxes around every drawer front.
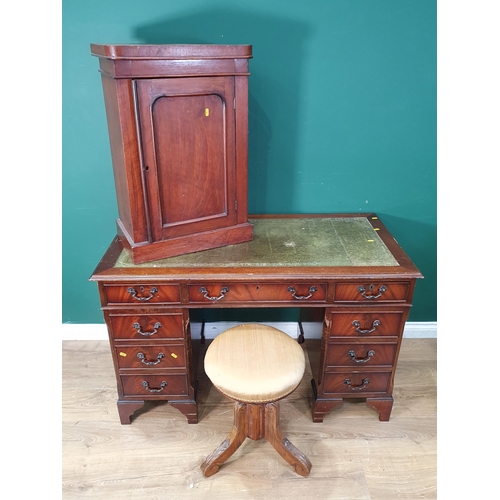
[323,372,391,395]
[120,374,188,397]
[109,312,184,340]
[326,343,397,367]
[188,283,326,304]
[334,282,410,303]
[329,311,404,337]
[103,284,180,305]
[115,344,186,369]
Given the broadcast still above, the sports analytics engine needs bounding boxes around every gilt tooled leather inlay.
[114,217,398,268]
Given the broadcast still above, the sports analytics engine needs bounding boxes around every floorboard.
[62,338,436,499]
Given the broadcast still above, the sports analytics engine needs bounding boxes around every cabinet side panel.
[100,75,149,243]
[234,75,249,224]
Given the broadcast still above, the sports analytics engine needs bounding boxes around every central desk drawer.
[188,283,326,304]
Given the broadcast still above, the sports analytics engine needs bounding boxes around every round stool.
[201,324,312,477]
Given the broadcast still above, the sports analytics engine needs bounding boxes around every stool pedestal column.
[201,401,312,477]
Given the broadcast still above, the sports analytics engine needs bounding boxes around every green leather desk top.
[114,216,399,269]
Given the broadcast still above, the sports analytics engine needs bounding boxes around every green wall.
[62,0,436,324]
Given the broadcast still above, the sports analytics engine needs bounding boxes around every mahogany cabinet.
[90,44,254,263]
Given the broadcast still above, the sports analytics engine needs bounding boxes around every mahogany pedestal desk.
[90,214,422,425]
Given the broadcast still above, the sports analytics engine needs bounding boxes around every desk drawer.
[323,372,391,395]
[115,344,186,369]
[328,311,404,338]
[108,312,185,340]
[326,342,397,368]
[188,283,326,304]
[334,282,410,303]
[103,284,180,305]
[120,374,189,398]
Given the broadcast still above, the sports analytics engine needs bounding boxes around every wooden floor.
[62,338,436,499]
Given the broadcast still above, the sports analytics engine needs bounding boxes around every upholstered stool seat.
[201,324,312,477]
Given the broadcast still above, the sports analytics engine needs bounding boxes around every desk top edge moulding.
[91,43,254,263]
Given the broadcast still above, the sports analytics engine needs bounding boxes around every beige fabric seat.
[204,323,306,404]
[201,324,312,477]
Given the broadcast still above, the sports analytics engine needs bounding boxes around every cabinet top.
[90,44,252,60]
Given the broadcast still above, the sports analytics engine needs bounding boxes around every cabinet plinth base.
[117,220,254,264]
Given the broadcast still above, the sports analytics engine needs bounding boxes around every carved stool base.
[201,401,311,477]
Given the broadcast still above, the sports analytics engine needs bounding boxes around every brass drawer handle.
[348,349,375,363]
[137,352,165,366]
[127,286,159,301]
[352,320,380,334]
[357,284,387,300]
[344,378,370,391]
[132,321,162,337]
[141,380,167,392]
[199,286,229,301]
[287,286,317,300]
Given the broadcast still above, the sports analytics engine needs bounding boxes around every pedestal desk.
[90,214,422,424]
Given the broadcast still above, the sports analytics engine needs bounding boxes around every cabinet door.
[136,77,237,242]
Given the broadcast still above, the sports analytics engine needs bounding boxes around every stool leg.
[200,402,247,477]
[264,402,312,477]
